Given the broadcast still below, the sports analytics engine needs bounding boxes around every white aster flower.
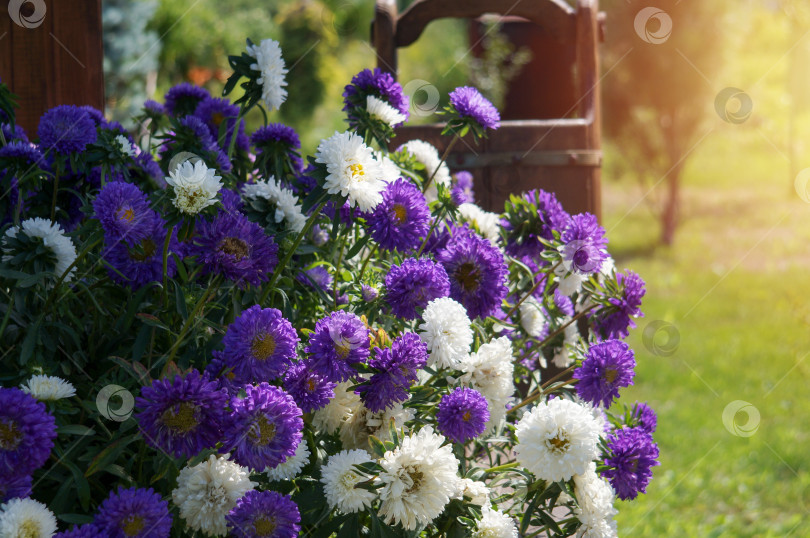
[552,321,580,368]
[399,140,451,203]
[320,449,377,514]
[172,454,256,537]
[555,263,585,296]
[378,426,460,530]
[453,478,490,506]
[366,95,408,127]
[374,150,402,183]
[165,160,222,215]
[21,375,76,401]
[456,336,515,433]
[418,297,473,370]
[315,131,385,212]
[242,177,306,232]
[246,38,288,111]
[3,217,77,282]
[313,382,360,435]
[519,296,548,338]
[458,203,501,244]
[599,255,615,277]
[515,398,601,482]
[473,505,518,538]
[265,439,310,481]
[0,497,57,538]
[114,134,137,157]
[573,463,618,538]
[340,400,415,452]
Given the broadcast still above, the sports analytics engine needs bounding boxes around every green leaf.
[62,460,91,511]
[174,281,188,320]
[57,425,95,436]
[367,434,388,459]
[20,317,40,364]
[345,234,370,260]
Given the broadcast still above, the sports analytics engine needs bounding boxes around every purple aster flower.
[283,360,336,413]
[502,189,570,259]
[421,219,452,255]
[0,140,46,170]
[251,123,303,174]
[79,105,105,126]
[356,332,427,412]
[92,181,155,243]
[220,187,244,213]
[0,387,56,477]
[54,524,106,538]
[343,68,409,126]
[437,225,508,319]
[133,151,164,187]
[103,213,179,289]
[450,170,475,205]
[560,213,608,274]
[574,339,636,408]
[448,86,500,131]
[143,99,166,117]
[192,211,279,288]
[223,383,303,471]
[361,284,379,302]
[95,486,172,538]
[135,369,228,458]
[37,105,97,155]
[0,471,31,502]
[227,490,301,538]
[296,266,332,293]
[592,270,646,339]
[384,258,450,320]
[310,224,328,246]
[304,311,371,383]
[174,115,232,173]
[554,288,575,316]
[601,426,660,500]
[220,305,299,384]
[629,401,657,434]
[436,387,490,443]
[203,354,241,395]
[1,122,28,143]
[164,82,211,117]
[194,96,248,152]
[367,177,430,252]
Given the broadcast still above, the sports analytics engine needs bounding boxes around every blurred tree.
[601,0,728,245]
[102,0,160,125]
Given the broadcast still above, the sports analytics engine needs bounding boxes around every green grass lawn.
[603,126,810,536]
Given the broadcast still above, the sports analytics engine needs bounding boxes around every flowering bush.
[0,38,658,538]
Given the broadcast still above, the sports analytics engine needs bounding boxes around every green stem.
[504,261,561,322]
[42,235,103,313]
[535,304,597,350]
[0,289,15,342]
[166,277,219,364]
[509,364,579,414]
[485,461,519,474]
[260,199,328,304]
[160,227,173,306]
[332,231,349,307]
[358,245,378,281]
[50,168,60,221]
[422,134,459,195]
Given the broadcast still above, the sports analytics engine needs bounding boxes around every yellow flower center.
[17,520,41,538]
[250,415,277,446]
[211,112,225,126]
[0,420,20,450]
[118,206,136,223]
[391,203,408,225]
[306,378,318,392]
[405,467,424,495]
[161,402,198,433]
[546,433,570,454]
[130,238,157,262]
[122,515,145,537]
[253,517,277,536]
[349,163,365,180]
[604,368,618,384]
[454,262,481,292]
[462,411,472,422]
[251,333,277,360]
[335,343,351,359]
[218,237,250,259]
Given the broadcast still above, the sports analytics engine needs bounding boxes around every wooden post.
[0,0,104,134]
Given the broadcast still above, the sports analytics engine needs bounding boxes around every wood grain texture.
[0,0,104,133]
